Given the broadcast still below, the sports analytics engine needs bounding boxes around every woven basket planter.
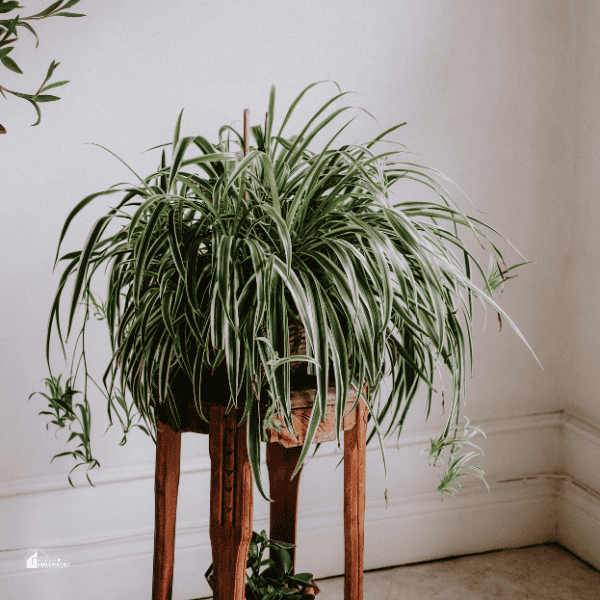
[154,319,359,444]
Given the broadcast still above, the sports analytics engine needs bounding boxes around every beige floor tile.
[313,543,600,600]
[480,545,600,600]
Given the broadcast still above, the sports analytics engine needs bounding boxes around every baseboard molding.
[0,408,565,501]
[559,410,600,572]
[1,408,598,600]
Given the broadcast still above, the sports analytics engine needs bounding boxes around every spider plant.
[35,81,538,501]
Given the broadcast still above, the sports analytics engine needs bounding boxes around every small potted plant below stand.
[205,530,321,599]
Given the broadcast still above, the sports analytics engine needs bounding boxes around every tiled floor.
[314,543,600,599]
[199,543,600,599]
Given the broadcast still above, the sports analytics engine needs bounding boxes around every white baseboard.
[1,408,598,600]
[558,410,600,572]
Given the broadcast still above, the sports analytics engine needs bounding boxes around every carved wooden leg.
[344,397,367,600]
[209,406,253,600]
[266,443,304,571]
[152,420,182,600]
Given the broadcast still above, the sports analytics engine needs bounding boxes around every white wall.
[2,1,596,599]
[564,1,600,425]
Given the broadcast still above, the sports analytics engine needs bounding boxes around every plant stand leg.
[209,405,253,600]
[266,443,303,572]
[344,397,367,600]
[152,420,182,600]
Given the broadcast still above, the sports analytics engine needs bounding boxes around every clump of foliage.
[245,531,319,600]
[0,0,85,130]
[422,416,489,500]
[32,82,538,501]
[28,374,98,485]
[206,530,320,599]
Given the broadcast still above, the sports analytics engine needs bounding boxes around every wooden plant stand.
[152,386,368,600]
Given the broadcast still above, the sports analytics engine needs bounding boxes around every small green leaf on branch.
[1,54,22,73]
[33,93,60,102]
[0,2,23,14]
